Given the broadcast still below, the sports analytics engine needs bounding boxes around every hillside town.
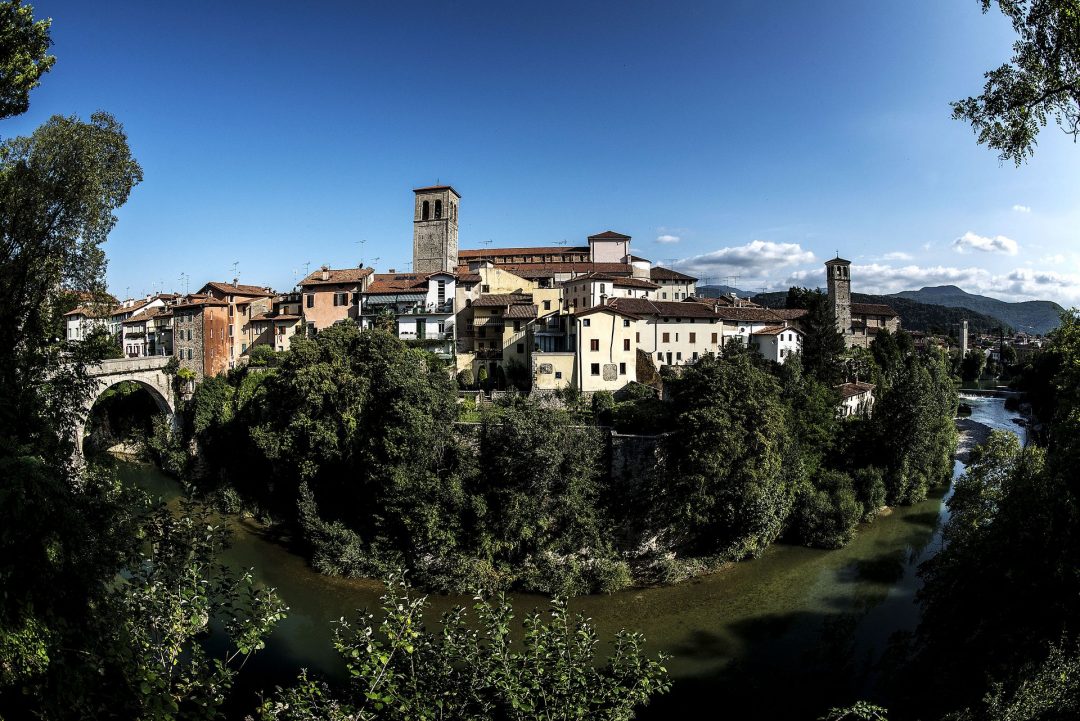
[64,184,906,398]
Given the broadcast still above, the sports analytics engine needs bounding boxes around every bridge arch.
[74,356,178,463]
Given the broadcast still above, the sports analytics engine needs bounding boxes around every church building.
[826,257,900,348]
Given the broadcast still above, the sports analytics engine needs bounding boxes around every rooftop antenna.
[231,260,239,281]
[371,256,381,269]
[728,275,740,289]
[303,261,311,279]
[355,239,367,265]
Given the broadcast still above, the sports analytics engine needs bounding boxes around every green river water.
[117,396,1023,718]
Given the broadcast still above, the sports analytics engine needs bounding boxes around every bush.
[793,470,862,549]
[591,391,615,424]
[247,343,275,367]
[456,368,473,389]
[852,466,887,521]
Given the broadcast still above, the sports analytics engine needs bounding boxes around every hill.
[752,291,1011,336]
[697,284,754,299]
[890,285,1062,335]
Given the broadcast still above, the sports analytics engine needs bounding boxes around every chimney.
[388,268,396,273]
[320,265,329,281]
[232,277,239,287]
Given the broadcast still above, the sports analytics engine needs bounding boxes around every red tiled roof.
[300,267,373,287]
[752,325,800,336]
[200,281,275,297]
[837,381,875,399]
[251,312,301,322]
[650,266,698,282]
[588,230,631,240]
[122,306,172,324]
[473,293,532,307]
[770,308,809,320]
[851,302,898,317]
[458,246,589,258]
[561,272,659,290]
[713,307,791,322]
[364,274,429,294]
[504,304,538,319]
[173,294,228,310]
[607,298,719,318]
[573,304,643,321]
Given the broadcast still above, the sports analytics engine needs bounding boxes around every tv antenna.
[231,260,239,280]
[371,256,381,270]
[355,239,367,265]
[557,239,568,246]
[179,272,188,295]
[728,275,740,289]
[303,261,311,279]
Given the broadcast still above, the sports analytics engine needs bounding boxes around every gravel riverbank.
[955,417,994,463]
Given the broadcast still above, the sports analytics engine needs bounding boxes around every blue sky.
[6,1,1079,303]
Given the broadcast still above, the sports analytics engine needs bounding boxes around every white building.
[360,271,456,358]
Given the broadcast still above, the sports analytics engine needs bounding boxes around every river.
[117,396,1024,718]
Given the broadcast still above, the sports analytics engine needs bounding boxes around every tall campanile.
[412,185,460,274]
[825,256,852,338]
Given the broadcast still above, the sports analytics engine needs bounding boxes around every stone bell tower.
[825,256,852,338]
[412,185,460,274]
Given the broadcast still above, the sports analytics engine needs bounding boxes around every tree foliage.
[0,0,54,119]
[953,0,1080,164]
[259,575,669,721]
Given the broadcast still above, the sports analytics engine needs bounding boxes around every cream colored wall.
[575,312,638,392]
[636,317,724,369]
[531,351,576,391]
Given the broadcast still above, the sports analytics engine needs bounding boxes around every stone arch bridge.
[75,356,178,461]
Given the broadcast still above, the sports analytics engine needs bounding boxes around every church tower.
[825,257,852,338]
[412,185,460,274]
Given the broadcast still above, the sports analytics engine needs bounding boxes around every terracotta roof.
[588,230,631,240]
[251,312,301,322]
[458,246,590,258]
[455,271,482,283]
[837,381,875,399]
[364,274,428,294]
[470,261,634,277]
[64,305,110,318]
[300,267,373,287]
[752,325,800,336]
[770,308,809,320]
[573,304,642,321]
[713,307,790,322]
[473,293,532,307]
[122,306,172,324]
[851,303,898,317]
[504,304,538,319]
[607,298,719,318]
[650,266,698,282]
[200,281,275,297]
[413,184,460,196]
[173,294,228,309]
[561,272,659,290]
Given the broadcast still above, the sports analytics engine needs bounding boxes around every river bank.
[109,396,1027,719]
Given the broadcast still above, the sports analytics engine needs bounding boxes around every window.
[623,339,630,351]
[636,332,640,342]
[229,305,234,317]
[555,371,562,379]
[333,292,347,306]
[590,339,600,351]
[481,284,490,293]
[437,280,446,303]
[306,294,314,308]
[228,325,233,337]
[689,332,696,343]
[662,332,670,343]
[623,319,630,327]
[242,343,248,353]
[187,348,193,360]
[583,319,591,327]
[590,363,600,376]
[516,343,524,353]
[352,292,360,304]
[543,300,551,310]
[662,292,668,299]
[422,200,430,220]
[619,362,626,375]
[675,333,679,342]
[712,333,718,344]
[692,351,699,360]
[676,352,682,360]
[599,283,606,294]
[434,199,442,219]
[657,352,663,360]
[187,329,192,341]
[514,321,521,331]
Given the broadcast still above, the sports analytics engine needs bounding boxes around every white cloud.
[953,231,1019,256]
[883,251,913,261]
[1012,204,1032,213]
[682,240,814,275]
[784,262,1080,304]
[655,234,680,244]
[1041,253,1066,265]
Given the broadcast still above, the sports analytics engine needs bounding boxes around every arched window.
[422,200,430,220]
[434,199,442,219]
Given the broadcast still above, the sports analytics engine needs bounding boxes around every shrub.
[793,470,862,549]
[852,466,887,521]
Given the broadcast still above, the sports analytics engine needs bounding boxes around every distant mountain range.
[752,291,1018,336]
[890,286,1063,335]
[700,283,1062,336]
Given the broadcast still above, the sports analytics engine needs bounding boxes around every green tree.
[0,0,55,119]
[662,353,795,558]
[953,0,1080,164]
[787,287,846,384]
[962,348,987,381]
[258,575,669,721]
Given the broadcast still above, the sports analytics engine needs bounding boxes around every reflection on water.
[118,396,1024,718]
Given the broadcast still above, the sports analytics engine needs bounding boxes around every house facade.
[298,266,373,333]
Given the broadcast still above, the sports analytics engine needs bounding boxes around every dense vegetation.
[170,306,957,595]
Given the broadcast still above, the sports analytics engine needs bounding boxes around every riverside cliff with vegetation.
[151,316,958,597]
